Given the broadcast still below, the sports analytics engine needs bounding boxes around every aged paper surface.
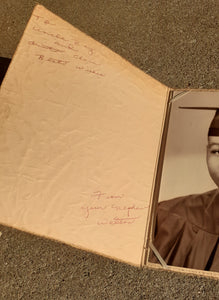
[0,5,168,265]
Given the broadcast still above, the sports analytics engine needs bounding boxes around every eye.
[211,150,219,156]
[208,144,219,155]
[209,147,219,155]
[211,150,219,155]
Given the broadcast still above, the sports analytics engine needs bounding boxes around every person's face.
[207,136,219,187]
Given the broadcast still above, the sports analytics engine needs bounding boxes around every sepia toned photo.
[150,91,219,272]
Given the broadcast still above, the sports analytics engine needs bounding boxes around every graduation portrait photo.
[150,91,219,273]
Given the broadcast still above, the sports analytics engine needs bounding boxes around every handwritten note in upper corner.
[27,8,105,78]
[80,191,148,226]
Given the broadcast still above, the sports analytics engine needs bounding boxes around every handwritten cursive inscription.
[31,18,96,56]
[32,26,69,42]
[111,204,147,217]
[33,14,55,25]
[110,217,139,225]
[35,54,70,65]
[28,40,65,53]
[32,26,95,57]
[73,54,100,65]
[30,14,105,78]
[81,204,147,218]
[75,66,105,77]
[54,41,78,52]
[81,205,107,218]
[97,217,139,225]
[91,191,125,201]
[81,191,148,225]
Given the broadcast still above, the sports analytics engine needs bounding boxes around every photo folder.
[0,5,218,279]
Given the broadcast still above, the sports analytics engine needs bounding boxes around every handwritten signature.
[81,204,148,218]
[97,217,139,225]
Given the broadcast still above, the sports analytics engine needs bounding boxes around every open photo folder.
[0,5,218,279]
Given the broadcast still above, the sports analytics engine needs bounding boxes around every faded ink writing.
[81,204,147,219]
[54,41,78,52]
[75,66,105,77]
[80,191,148,225]
[81,205,107,218]
[32,26,69,42]
[32,17,96,56]
[31,15,104,78]
[97,217,139,225]
[73,54,100,66]
[91,191,125,201]
[35,54,70,65]
[28,40,65,53]
[33,14,55,25]
[111,204,147,217]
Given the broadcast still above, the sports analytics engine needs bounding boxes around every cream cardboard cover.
[0,5,169,266]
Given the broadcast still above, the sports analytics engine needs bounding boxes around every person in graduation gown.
[150,108,219,272]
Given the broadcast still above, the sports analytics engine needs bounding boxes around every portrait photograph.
[150,91,219,273]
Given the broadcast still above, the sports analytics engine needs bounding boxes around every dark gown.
[150,189,219,272]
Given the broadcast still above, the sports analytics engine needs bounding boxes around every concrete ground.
[0,1,218,299]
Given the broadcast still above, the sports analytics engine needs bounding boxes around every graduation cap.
[179,106,219,137]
